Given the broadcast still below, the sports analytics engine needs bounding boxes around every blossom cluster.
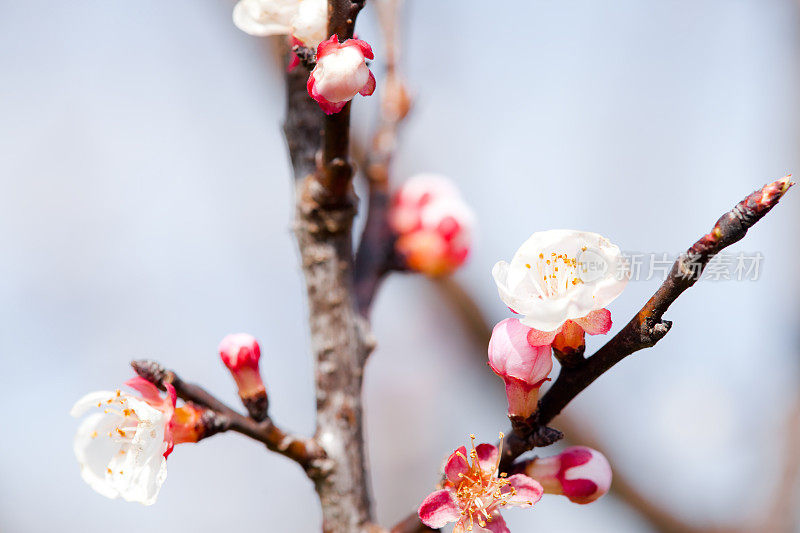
[71,378,206,505]
[419,230,626,530]
[72,333,267,505]
[488,230,628,415]
[418,436,612,531]
[389,174,476,276]
[233,0,377,115]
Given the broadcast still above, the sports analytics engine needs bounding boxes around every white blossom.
[233,0,327,48]
[493,230,628,332]
[71,384,172,505]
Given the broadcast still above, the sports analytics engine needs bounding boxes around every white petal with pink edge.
[493,230,628,332]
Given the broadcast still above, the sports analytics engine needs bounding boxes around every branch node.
[131,359,172,388]
[292,44,317,70]
[199,410,231,439]
[529,425,564,448]
[553,345,585,368]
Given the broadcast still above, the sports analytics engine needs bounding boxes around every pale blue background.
[1,1,799,531]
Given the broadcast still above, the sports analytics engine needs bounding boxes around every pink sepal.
[527,327,559,346]
[125,377,165,406]
[287,36,303,72]
[574,308,612,335]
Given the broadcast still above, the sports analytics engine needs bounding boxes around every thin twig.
[501,177,795,470]
[391,177,794,533]
[314,0,367,202]
[431,278,724,533]
[130,360,328,473]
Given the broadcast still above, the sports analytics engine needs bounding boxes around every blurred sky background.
[1,0,800,531]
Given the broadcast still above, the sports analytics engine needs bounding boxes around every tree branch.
[391,175,794,533]
[130,359,328,473]
[282,1,377,530]
[283,54,322,180]
[501,176,794,469]
[315,0,367,202]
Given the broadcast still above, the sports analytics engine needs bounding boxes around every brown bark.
[282,2,375,530]
[294,181,377,532]
[130,360,327,473]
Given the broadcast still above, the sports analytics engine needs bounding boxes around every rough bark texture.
[294,181,376,532]
[283,65,321,180]
[282,2,375,529]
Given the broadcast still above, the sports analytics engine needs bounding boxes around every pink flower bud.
[488,318,553,418]
[524,446,612,504]
[218,333,268,420]
[307,35,375,115]
[389,174,475,277]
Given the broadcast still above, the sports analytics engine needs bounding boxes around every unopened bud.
[524,446,612,504]
[307,36,375,115]
[219,333,268,421]
[488,318,553,419]
[389,174,475,277]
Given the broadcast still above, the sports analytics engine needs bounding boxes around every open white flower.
[71,378,175,505]
[492,230,628,334]
[233,0,327,48]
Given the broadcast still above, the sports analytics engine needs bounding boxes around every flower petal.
[74,412,126,500]
[503,474,544,507]
[292,0,327,48]
[475,443,499,475]
[359,70,376,96]
[316,34,339,57]
[232,0,294,37]
[70,390,118,417]
[481,514,510,533]
[488,319,553,386]
[444,446,470,484]
[494,230,628,332]
[348,38,374,60]
[418,489,461,528]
